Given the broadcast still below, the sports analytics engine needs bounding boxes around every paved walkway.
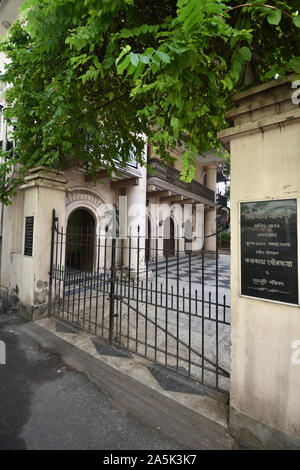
[54,252,231,390]
[149,253,230,288]
[0,313,182,450]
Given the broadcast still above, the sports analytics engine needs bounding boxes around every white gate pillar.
[218,78,300,449]
[0,168,67,318]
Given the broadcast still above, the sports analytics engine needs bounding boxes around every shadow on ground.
[0,313,183,450]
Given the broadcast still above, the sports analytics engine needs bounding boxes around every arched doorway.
[163,217,175,258]
[66,208,95,272]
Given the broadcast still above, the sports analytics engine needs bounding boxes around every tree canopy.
[0,0,299,203]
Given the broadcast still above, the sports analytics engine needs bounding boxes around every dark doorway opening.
[66,208,95,272]
[163,217,175,258]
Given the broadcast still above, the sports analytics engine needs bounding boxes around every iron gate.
[49,210,230,393]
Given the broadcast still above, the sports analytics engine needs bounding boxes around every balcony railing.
[147,158,215,203]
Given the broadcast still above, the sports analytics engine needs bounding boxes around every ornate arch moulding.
[66,186,105,207]
[65,186,112,225]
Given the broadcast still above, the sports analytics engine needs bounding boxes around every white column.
[204,164,217,251]
[127,164,147,278]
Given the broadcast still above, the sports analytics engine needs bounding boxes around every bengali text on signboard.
[240,199,298,305]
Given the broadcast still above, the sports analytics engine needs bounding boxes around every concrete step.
[21,318,236,450]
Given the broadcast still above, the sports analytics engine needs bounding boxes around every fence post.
[48,209,57,315]
[109,236,116,343]
[215,215,219,389]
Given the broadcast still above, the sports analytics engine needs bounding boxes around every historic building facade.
[0,0,226,314]
[0,143,224,314]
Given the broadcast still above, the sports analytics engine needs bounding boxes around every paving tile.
[92,338,132,358]
[146,364,213,396]
[55,321,78,334]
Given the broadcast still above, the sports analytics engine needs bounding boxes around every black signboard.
[240,199,298,305]
[24,216,34,256]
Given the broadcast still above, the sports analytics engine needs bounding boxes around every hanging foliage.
[0,0,299,203]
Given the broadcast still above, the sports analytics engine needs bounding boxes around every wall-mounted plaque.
[24,216,34,257]
[240,199,298,305]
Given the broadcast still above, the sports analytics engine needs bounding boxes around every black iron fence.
[49,210,231,393]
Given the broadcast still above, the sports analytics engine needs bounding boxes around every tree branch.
[226,3,293,20]
[78,92,129,121]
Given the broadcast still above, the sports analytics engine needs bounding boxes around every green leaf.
[222,75,234,90]
[238,47,252,62]
[289,58,300,74]
[170,117,179,128]
[115,44,131,65]
[129,52,139,67]
[156,51,170,64]
[267,9,282,26]
[116,54,130,74]
[177,0,205,33]
[230,69,239,81]
[139,54,151,64]
[293,15,300,28]
[133,61,145,81]
[62,141,72,151]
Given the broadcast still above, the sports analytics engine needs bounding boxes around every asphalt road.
[0,313,182,450]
